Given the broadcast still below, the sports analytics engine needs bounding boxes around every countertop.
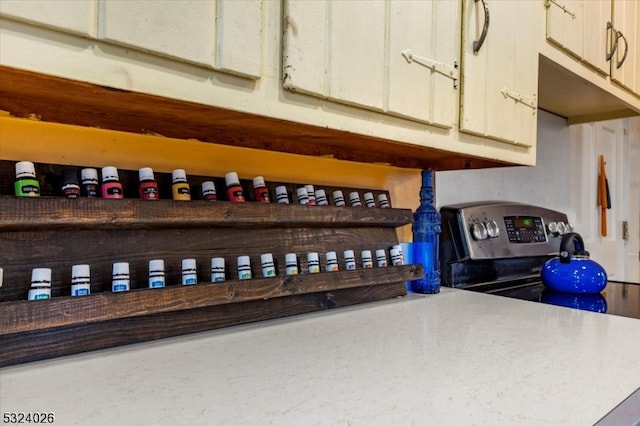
[1,288,640,425]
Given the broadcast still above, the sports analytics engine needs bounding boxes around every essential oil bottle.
[81,168,99,197]
[253,176,270,203]
[181,259,197,285]
[28,268,51,300]
[71,264,91,296]
[138,167,160,200]
[202,181,218,201]
[225,172,245,202]
[172,169,191,201]
[112,262,130,292]
[14,161,40,197]
[101,166,124,199]
[148,259,166,288]
[61,168,81,199]
[275,186,290,204]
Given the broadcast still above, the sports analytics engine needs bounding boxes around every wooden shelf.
[0,197,413,231]
[0,192,420,367]
[2,266,422,336]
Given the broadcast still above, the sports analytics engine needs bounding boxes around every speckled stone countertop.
[2,288,640,425]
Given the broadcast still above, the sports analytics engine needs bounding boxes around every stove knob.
[471,222,488,240]
[547,222,558,234]
[557,222,567,235]
[485,220,500,238]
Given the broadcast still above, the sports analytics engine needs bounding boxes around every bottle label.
[276,194,290,204]
[203,192,218,201]
[62,185,81,199]
[182,277,197,285]
[345,262,356,270]
[102,183,123,199]
[238,271,252,280]
[14,179,41,197]
[172,183,191,201]
[212,274,225,282]
[363,261,373,269]
[255,188,270,203]
[139,182,159,200]
[34,293,50,300]
[113,283,129,292]
[285,266,299,275]
[72,287,90,296]
[83,184,98,197]
[308,263,320,274]
[150,280,165,288]
[227,186,245,202]
[326,263,339,272]
[262,267,276,277]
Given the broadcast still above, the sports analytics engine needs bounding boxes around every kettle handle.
[559,232,587,263]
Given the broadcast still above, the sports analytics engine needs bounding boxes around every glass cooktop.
[470,281,640,319]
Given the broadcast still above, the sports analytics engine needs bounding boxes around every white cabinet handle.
[546,0,576,19]
[500,88,537,111]
[401,50,459,88]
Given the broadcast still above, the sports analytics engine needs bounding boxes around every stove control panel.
[440,202,571,260]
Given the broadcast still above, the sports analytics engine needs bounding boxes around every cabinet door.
[545,0,610,75]
[283,0,459,128]
[0,0,96,37]
[610,0,640,96]
[98,0,262,79]
[460,0,538,147]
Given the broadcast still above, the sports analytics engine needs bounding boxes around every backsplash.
[436,110,572,217]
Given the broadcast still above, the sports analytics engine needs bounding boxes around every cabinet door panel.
[461,0,537,147]
[214,0,263,79]
[611,0,639,96]
[0,0,96,37]
[387,0,459,128]
[546,0,585,59]
[582,0,609,74]
[546,0,610,75]
[99,0,215,67]
[283,0,457,128]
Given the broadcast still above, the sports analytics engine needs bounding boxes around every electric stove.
[440,201,640,319]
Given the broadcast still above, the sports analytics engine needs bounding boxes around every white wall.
[436,110,573,217]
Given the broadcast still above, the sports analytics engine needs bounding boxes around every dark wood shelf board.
[0,65,509,171]
[2,265,421,336]
[0,197,413,231]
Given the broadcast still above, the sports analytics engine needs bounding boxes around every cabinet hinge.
[501,88,537,112]
[545,0,576,19]
[401,50,459,89]
[622,221,629,241]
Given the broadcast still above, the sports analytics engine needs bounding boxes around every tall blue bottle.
[411,170,441,294]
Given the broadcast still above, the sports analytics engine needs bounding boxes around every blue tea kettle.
[541,232,607,294]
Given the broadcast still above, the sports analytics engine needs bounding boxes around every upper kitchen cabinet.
[610,0,639,96]
[98,0,263,79]
[539,0,640,123]
[545,0,610,75]
[282,0,460,128]
[460,0,538,147]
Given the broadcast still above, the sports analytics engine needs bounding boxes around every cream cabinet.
[282,0,460,128]
[545,0,610,75]
[0,0,263,80]
[460,0,538,147]
[544,0,639,97]
[284,0,538,146]
[610,0,640,96]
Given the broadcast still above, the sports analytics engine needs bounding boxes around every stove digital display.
[504,216,546,243]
